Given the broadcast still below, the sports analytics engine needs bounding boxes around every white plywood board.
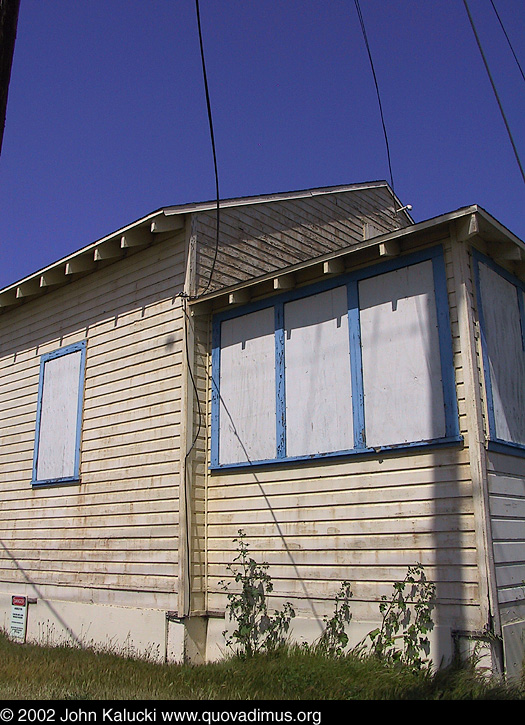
[478,262,525,445]
[359,260,446,448]
[219,307,276,464]
[284,286,353,457]
[36,350,82,481]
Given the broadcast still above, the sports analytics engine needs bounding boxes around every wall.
[200,234,487,665]
[486,452,525,626]
[0,232,186,656]
[469,243,525,676]
[193,186,410,295]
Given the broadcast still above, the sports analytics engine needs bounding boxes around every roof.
[189,203,525,311]
[0,181,408,310]
[0,181,522,311]
[160,180,406,215]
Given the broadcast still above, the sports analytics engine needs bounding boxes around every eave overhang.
[0,209,186,311]
[0,180,408,313]
[188,204,525,315]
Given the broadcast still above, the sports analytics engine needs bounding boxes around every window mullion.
[517,287,525,353]
[347,280,366,450]
[275,302,286,459]
[432,254,460,439]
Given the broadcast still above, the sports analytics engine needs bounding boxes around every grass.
[0,634,524,700]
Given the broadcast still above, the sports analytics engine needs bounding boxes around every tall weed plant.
[222,531,435,671]
[359,563,436,670]
[219,530,295,658]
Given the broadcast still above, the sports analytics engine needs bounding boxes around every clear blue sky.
[1,0,524,289]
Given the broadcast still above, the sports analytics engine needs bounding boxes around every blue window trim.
[31,340,87,487]
[211,246,461,470]
[472,248,525,457]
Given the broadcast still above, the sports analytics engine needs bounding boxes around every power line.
[463,0,525,186]
[490,0,525,85]
[195,0,220,295]
[180,0,219,614]
[353,0,397,210]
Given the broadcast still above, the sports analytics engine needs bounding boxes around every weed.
[219,530,295,658]
[314,580,353,657]
[359,563,436,671]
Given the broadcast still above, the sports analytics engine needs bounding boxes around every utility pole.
[0,0,20,155]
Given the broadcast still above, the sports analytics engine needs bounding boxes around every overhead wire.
[194,0,220,296]
[463,0,525,186]
[490,0,525,85]
[353,0,398,212]
[180,0,221,615]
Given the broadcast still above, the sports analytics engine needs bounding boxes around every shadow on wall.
[0,538,83,647]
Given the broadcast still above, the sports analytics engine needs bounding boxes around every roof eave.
[188,205,525,311]
[0,209,186,310]
[0,180,406,311]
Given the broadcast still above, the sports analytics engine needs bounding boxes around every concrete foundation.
[0,594,512,677]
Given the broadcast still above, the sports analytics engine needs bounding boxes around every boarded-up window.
[476,258,525,446]
[212,247,458,468]
[284,286,353,457]
[32,341,86,485]
[359,260,446,447]
[218,308,276,464]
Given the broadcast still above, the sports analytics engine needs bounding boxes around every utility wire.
[353,0,397,211]
[490,0,525,85]
[195,0,220,295]
[180,0,219,614]
[463,0,525,186]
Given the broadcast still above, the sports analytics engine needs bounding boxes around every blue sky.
[1,0,524,289]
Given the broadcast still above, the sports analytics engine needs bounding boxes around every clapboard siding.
[443,241,469,442]
[486,451,525,623]
[0,234,185,608]
[204,236,481,627]
[0,247,186,351]
[206,449,478,616]
[194,187,409,294]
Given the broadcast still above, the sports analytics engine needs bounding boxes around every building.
[1,181,524,677]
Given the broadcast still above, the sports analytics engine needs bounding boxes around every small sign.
[10,595,28,642]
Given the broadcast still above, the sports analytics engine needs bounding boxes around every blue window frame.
[211,246,460,469]
[32,340,87,486]
[473,249,525,456]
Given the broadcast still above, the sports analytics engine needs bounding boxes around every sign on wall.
[10,595,28,642]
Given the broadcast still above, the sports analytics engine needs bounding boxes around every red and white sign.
[10,595,28,642]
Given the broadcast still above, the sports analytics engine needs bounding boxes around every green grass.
[0,634,523,700]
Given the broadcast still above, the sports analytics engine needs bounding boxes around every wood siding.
[187,311,210,614]
[487,452,525,625]
[469,240,525,630]
[0,234,185,610]
[203,237,484,633]
[194,186,410,295]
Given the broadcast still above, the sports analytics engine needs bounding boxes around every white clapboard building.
[1,182,524,677]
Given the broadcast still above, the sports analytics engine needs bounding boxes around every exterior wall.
[485,407,525,680]
[205,449,477,660]
[201,234,489,666]
[0,232,186,657]
[469,239,525,677]
[486,451,525,626]
[193,186,410,295]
